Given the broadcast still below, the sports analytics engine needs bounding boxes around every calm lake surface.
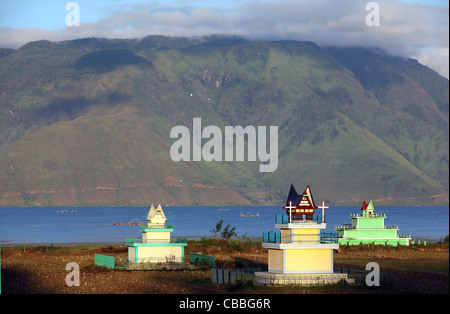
[0,206,448,244]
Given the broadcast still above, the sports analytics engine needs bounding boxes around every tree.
[221,224,237,240]
[210,220,223,239]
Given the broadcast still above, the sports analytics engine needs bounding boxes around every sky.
[0,0,448,78]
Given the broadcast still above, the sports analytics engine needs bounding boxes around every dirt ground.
[1,243,448,294]
[1,245,266,294]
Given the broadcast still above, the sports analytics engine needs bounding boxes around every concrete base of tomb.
[254,271,355,286]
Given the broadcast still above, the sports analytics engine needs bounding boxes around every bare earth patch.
[1,242,448,294]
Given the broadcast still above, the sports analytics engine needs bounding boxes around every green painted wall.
[344,228,397,239]
[338,238,410,246]
[352,217,384,229]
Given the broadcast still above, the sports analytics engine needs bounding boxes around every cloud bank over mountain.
[0,0,448,78]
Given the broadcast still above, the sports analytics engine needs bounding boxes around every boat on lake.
[56,209,77,213]
[113,218,145,226]
[240,212,260,218]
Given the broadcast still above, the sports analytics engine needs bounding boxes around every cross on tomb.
[286,201,296,223]
[166,211,175,226]
[318,200,329,223]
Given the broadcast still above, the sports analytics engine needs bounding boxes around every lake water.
[0,206,448,245]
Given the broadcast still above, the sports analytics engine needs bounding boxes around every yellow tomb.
[256,185,351,285]
[126,204,187,264]
[263,220,338,273]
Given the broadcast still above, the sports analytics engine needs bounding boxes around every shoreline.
[1,236,444,247]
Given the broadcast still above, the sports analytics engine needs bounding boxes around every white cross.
[286,201,296,223]
[318,200,329,223]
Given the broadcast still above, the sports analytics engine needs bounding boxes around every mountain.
[0,35,448,206]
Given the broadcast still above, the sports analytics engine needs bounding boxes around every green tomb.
[335,200,411,246]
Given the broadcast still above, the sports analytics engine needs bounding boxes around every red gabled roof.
[361,200,368,211]
[296,185,317,210]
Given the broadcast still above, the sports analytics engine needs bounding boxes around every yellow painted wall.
[268,249,283,271]
[285,249,332,272]
[280,229,290,243]
[292,228,317,235]
[143,231,170,243]
[128,247,135,261]
[280,228,319,243]
[281,229,290,236]
[137,246,182,263]
[293,228,319,243]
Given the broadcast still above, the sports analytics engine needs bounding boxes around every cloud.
[0,0,448,78]
[414,47,449,79]
[0,27,49,48]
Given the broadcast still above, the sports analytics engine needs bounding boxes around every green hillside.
[0,36,448,206]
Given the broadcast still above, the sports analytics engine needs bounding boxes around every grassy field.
[1,239,448,294]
